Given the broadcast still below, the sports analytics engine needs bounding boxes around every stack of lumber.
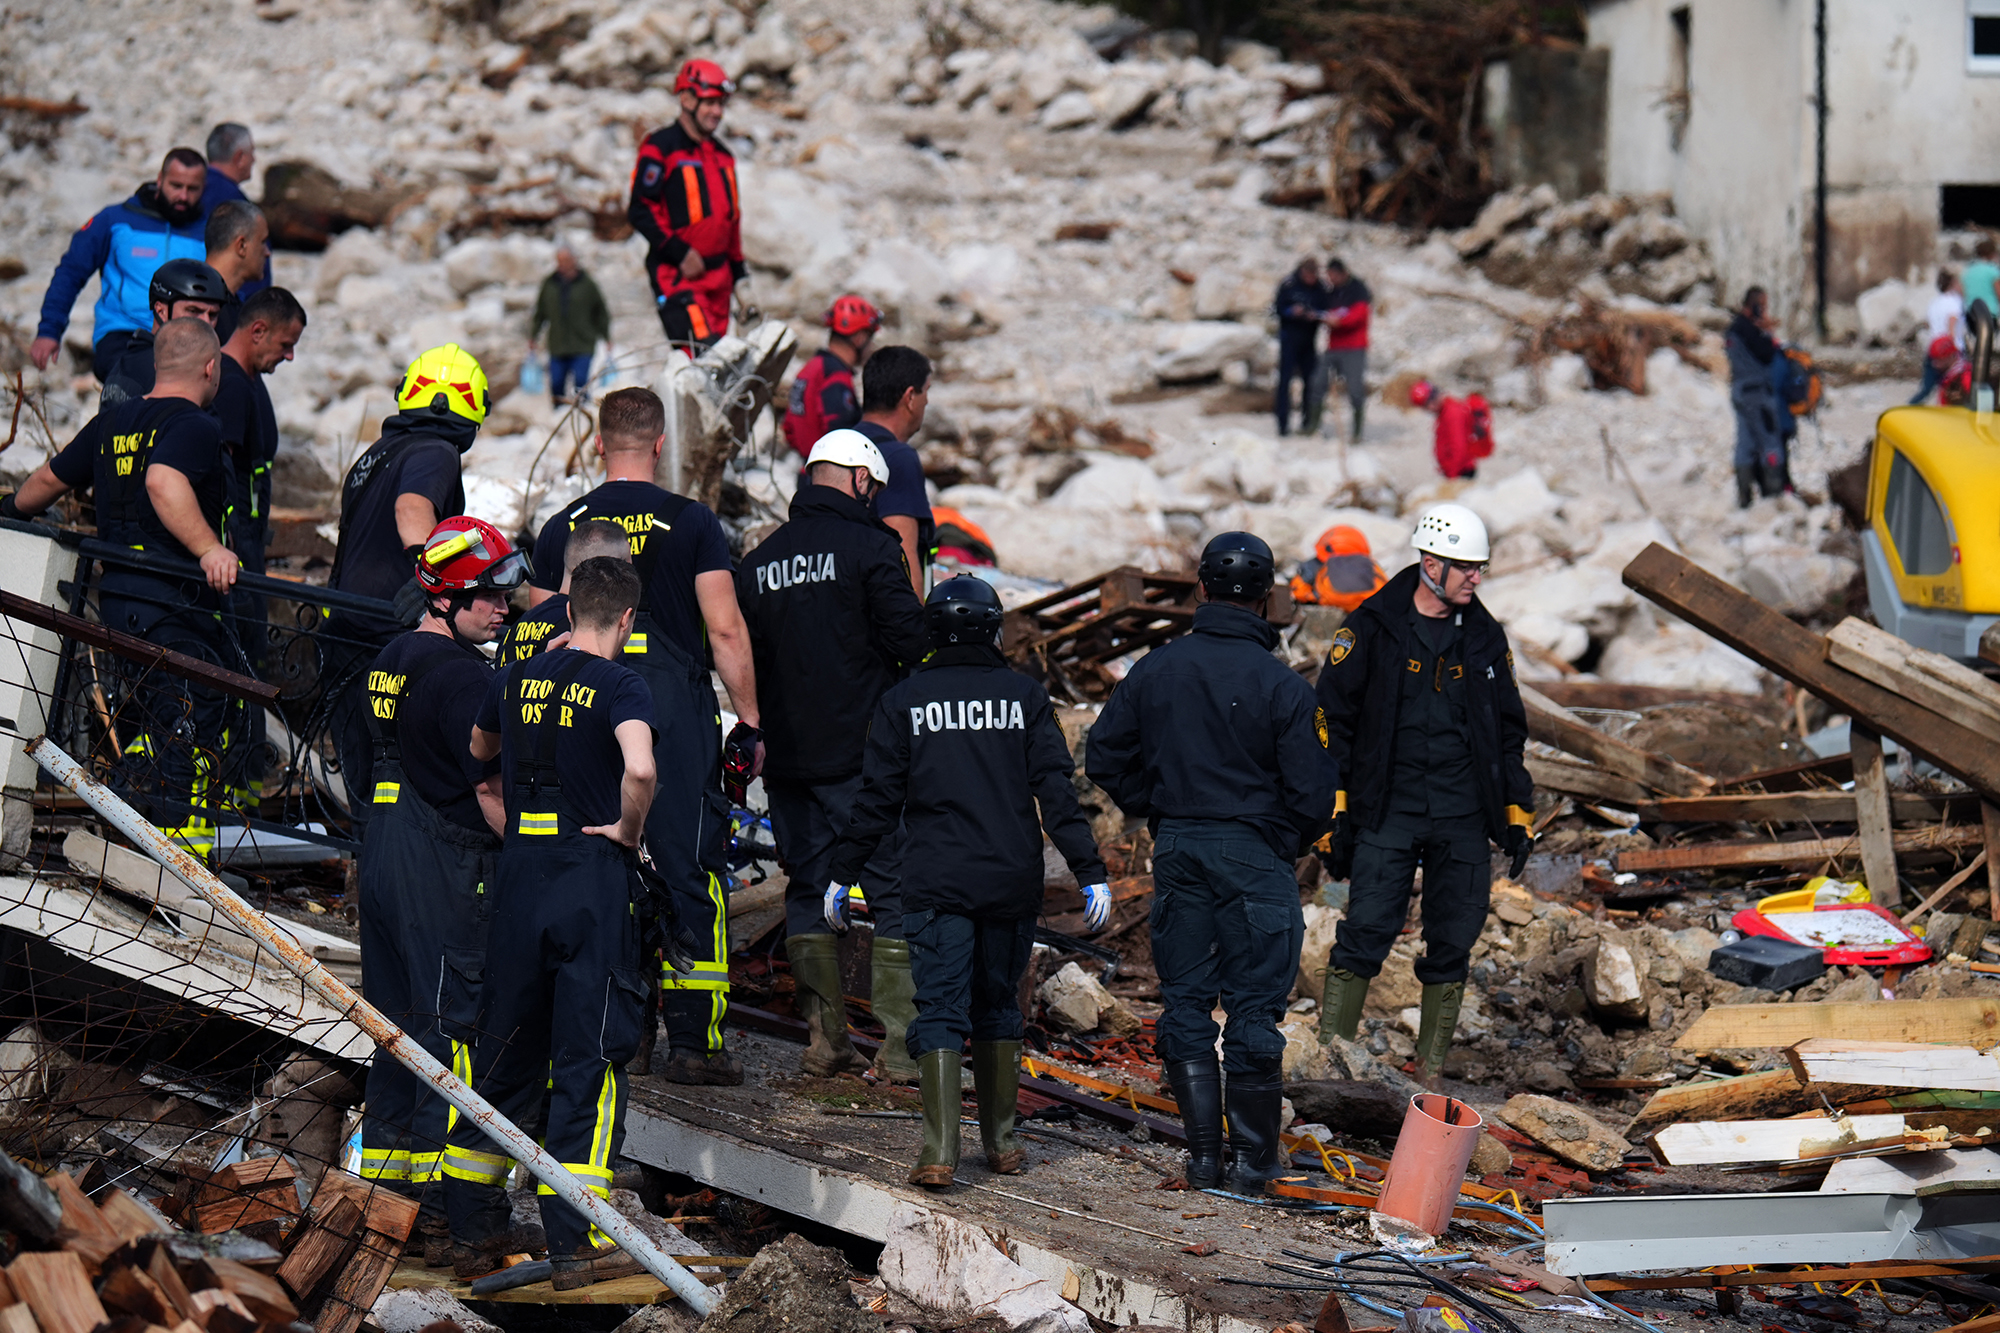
[1547,544,2000,918]
[1631,999,2000,1181]
[0,1151,416,1333]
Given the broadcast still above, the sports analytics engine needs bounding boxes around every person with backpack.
[1913,270,1964,406]
[1410,380,1493,481]
[1724,287,1785,508]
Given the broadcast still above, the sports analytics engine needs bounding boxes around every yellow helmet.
[396,343,490,426]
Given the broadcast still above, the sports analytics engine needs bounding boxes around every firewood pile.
[0,1151,415,1333]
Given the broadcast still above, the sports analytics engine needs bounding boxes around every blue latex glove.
[823,880,853,933]
[1082,882,1112,932]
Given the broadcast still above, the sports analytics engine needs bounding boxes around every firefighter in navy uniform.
[736,429,929,1080]
[443,558,658,1289]
[5,319,243,856]
[356,517,531,1266]
[497,520,632,667]
[1085,532,1337,1196]
[781,295,880,457]
[525,389,761,1087]
[628,59,745,350]
[324,344,491,841]
[1315,504,1535,1085]
[825,577,1108,1188]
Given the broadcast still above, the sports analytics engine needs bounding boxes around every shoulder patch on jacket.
[1327,626,1355,665]
[1315,706,1329,748]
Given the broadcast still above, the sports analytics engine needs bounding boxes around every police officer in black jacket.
[1086,533,1338,1196]
[825,577,1108,1189]
[1315,504,1535,1086]
[736,429,929,1079]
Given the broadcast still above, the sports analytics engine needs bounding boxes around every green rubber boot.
[787,934,866,1077]
[870,937,919,1084]
[909,1048,961,1190]
[971,1041,1024,1174]
[1318,967,1370,1043]
[1414,982,1465,1086]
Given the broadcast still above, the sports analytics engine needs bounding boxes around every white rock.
[314,228,395,302]
[1454,466,1560,538]
[442,235,555,297]
[1280,1013,1330,1080]
[1296,901,1342,1000]
[372,1288,501,1333]
[1510,613,1590,663]
[1152,320,1264,383]
[1542,353,1591,398]
[1037,961,1111,1033]
[944,242,1021,305]
[1225,164,1273,209]
[1599,615,1766,693]
[1582,938,1646,1022]
[1048,456,1170,512]
[1736,546,1858,617]
[1856,278,1928,347]
[737,14,801,74]
[879,1202,1089,1332]
[845,238,951,322]
[738,165,852,277]
[1040,90,1097,130]
[954,505,1178,582]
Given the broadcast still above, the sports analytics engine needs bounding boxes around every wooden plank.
[186,1257,297,1323]
[1532,681,1770,713]
[1647,791,1974,825]
[1526,754,1653,807]
[1587,1258,2000,1293]
[1786,1039,2000,1093]
[96,1188,167,1243]
[43,1172,122,1269]
[1520,685,1714,796]
[1849,725,1900,907]
[384,1257,731,1306]
[4,1253,106,1333]
[1675,998,2000,1051]
[1986,801,2000,924]
[198,1157,296,1204]
[1725,753,1855,792]
[1651,1114,1904,1165]
[1826,617,2000,742]
[273,1196,364,1302]
[1902,853,1989,925]
[0,1306,34,1333]
[1615,822,1980,873]
[1622,543,2000,801]
[1627,1070,1914,1141]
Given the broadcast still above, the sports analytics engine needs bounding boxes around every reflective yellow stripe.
[406,1150,443,1183]
[442,1144,513,1184]
[661,961,730,992]
[518,811,560,835]
[374,781,400,804]
[623,633,648,655]
[1333,790,1348,815]
[359,1147,414,1181]
[447,1040,471,1136]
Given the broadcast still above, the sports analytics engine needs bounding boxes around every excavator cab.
[1860,302,2000,660]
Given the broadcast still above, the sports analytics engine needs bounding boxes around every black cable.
[1329,1250,1528,1333]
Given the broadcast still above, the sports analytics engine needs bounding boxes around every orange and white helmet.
[415,516,530,593]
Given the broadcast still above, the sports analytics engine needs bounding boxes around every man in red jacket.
[628,60,745,352]
[782,295,880,457]
[1305,259,1371,443]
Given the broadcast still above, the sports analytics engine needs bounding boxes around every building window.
[1942,184,2000,228]
[1971,0,2000,73]
[1883,450,1954,578]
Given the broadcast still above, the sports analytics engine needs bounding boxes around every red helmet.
[825,294,882,338]
[675,59,734,98]
[415,517,531,594]
[1409,379,1438,408]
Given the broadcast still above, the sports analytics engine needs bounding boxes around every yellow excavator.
[1860,305,2000,660]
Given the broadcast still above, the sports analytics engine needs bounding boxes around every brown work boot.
[662,1047,745,1086]
[450,1224,548,1280]
[550,1243,644,1291]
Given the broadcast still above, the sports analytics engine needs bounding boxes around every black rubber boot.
[1166,1058,1225,1189]
[1223,1057,1288,1196]
[1736,466,1756,509]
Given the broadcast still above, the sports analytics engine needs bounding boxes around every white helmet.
[1410,503,1491,562]
[806,428,889,483]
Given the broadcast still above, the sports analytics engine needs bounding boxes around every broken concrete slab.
[371,1286,502,1333]
[878,1203,1089,1333]
[1495,1094,1632,1173]
[696,1234,874,1333]
[1820,1147,2000,1196]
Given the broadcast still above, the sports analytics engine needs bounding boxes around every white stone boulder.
[738,165,852,277]
[1856,278,1929,347]
[442,235,554,297]
[1151,321,1264,383]
[879,1203,1089,1332]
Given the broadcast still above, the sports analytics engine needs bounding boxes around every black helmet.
[148,258,229,310]
[1198,531,1275,601]
[925,575,1003,646]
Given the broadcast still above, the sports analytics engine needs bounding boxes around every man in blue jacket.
[32,148,210,378]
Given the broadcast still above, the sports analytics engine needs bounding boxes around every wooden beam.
[1786,1039,2000,1093]
[1531,681,1771,713]
[1622,544,2000,801]
[1526,754,1653,807]
[1826,617,2000,743]
[1986,801,2000,924]
[1724,753,1855,792]
[1627,1069,1905,1141]
[1651,1114,1905,1165]
[1675,998,2000,1052]
[1520,685,1714,796]
[1646,791,1974,825]
[1615,823,1981,873]
[1849,725,1900,907]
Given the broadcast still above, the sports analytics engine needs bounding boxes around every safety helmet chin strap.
[426,591,485,651]
[1417,552,1451,603]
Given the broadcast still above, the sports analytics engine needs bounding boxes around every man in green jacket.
[529,246,612,406]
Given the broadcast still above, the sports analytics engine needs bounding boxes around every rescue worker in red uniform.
[783,295,881,458]
[1411,380,1493,480]
[628,60,744,351]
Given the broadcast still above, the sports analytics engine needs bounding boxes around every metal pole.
[26,735,718,1316]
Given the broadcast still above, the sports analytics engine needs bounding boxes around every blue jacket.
[201,168,271,298]
[38,185,209,345]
